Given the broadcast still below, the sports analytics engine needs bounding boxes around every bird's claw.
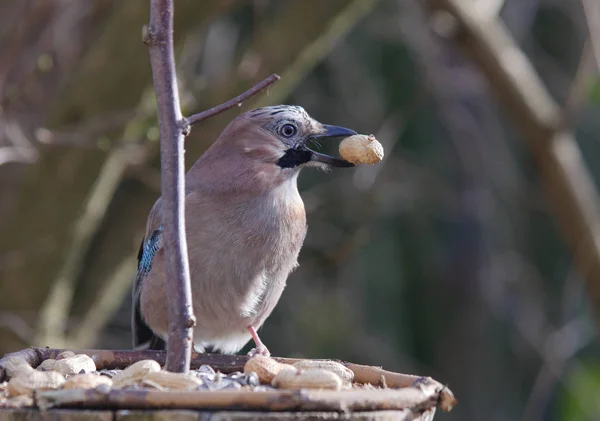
[247,345,271,357]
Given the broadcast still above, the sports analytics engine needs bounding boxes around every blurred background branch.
[423,0,600,331]
[580,0,600,70]
[1,0,600,419]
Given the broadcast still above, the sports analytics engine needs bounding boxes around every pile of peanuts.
[244,355,353,390]
[0,353,355,408]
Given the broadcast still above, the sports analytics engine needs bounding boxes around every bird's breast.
[184,184,307,331]
[243,188,307,265]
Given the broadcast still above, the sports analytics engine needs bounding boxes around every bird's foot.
[247,345,271,357]
[247,325,270,357]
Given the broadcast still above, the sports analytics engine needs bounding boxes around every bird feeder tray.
[0,348,456,420]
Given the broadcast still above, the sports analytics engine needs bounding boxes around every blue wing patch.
[137,226,163,276]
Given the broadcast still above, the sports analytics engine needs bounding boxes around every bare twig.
[185,73,280,126]
[145,0,195,373]
[144,0,284,372]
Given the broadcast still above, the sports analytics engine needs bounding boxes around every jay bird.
[132,105,356,356]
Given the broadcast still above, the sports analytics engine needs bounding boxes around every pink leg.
[247,326,270,357]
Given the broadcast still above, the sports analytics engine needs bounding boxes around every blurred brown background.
[1,0,600,419]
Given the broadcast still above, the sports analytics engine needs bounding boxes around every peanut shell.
[142,370,203,390]
[3,395,34,408]
[37,355,96,376]
[272,368,342,390]
[56,351,76,360]
[63,373,113,389]
[112,360,161,388]
[2,356,33,378]
[36,359,57,372]
[339,134,384,165]
[244,356,296,384]
[7,370,65,397]
[292,360,354,386]
[55,355,96,375]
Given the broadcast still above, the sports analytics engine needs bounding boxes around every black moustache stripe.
[277,148,312,168]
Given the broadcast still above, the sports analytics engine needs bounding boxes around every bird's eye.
[280,123,297,138]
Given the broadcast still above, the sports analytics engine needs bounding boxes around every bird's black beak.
[307,124,357,167]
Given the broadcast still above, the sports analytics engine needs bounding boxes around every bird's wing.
[132,199,166,350]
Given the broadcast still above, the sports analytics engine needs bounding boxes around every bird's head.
[223,105,357,170]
